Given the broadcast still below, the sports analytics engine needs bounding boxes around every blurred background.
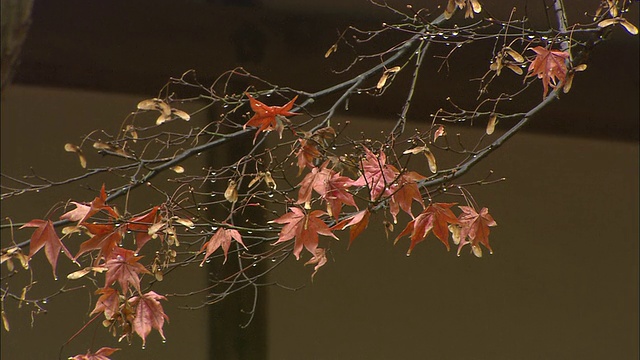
[1,1,638,359]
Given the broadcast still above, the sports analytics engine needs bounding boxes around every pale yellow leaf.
[598,18,618,28]
[424,148,437,173]
[67,267,92,280]
[620,19,639,35]
[224,180,238,203]
[376,73,389,89]
[62,226,82,235]
[156,113,172,125]
[171,109,191,121]
[505,47,524,63]
[175,217,195,229]
[486,114,498,135]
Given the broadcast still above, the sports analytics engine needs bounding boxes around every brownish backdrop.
[1,1,638,359]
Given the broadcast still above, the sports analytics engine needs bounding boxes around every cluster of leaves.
[15,185,170,348]
[1,0,637,359]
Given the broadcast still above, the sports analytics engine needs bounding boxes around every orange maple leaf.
[332,209,371,248]
[129,291,169,347]
[395,202,459,255]
[199,226,246,265]
[20,219,74,278]
[243,93,300,143]
[456,206,497,257]
[270,207,337,260]
[526,46,570,98]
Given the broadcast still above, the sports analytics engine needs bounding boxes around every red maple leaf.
[352,146,398,201]
[104,247,150,294]
[296,162,356,219]
[296,165,330,209]
[456,206,497,257]
[243,93,300,143]
[395,202,459,255]
[20,219,73,278]
[332,209,371,247]
[270,207,338,260]
[388,170,426,223]
[129,291,169,347]
[324,171,357,219]
[69,347,120,360]
[199,226,247,265]
[90,287,120,320]
[126,206,160,252]
[76,222,124,262]
[526,46,570,98]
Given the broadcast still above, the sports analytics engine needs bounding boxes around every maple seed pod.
[486,114,498,135]
[170,166,185,174]
[248,173,263,188]
[137,98,168,113]
[264,171,277,190]
[377,73,390,90]
[403,146,427,155]
[125,124,138,142]
[154,270,164,282]
[174,217,195,229]
[325,43,338,58]
[171,108,191,121]
[448,223,462,245]
[424,148,437,174]
[563,64,587,94]
[472,244,483,258]
[67,267,93,280]
[156,113,172,125]
[148,222,165,237]
[5,258,13,272]
[2,310,9,332]
[64,143,87,168]
[93,141,113,151]
[505,47,524,63]
[224,180,238,203]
